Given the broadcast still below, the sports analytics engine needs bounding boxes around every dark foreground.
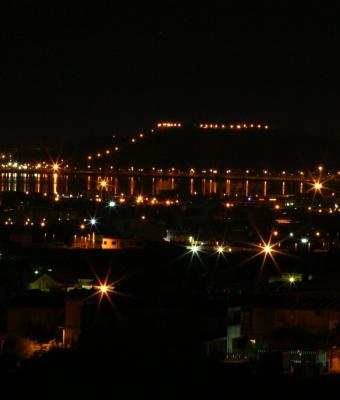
[2,352,340,396]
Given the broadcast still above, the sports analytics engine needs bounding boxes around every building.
[28,273,94,292]
[101,237,144,250]
[226,294,340,352]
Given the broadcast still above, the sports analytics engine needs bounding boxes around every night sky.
[2,3,340,143]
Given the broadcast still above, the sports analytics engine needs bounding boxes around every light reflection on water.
[0,173,311,198]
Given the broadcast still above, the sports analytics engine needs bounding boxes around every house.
[101,237,144,250]
[164,229,193,244]
[5,290,95,353]
[28,273,71,292]
[28,273,94,292]
[222,293,340,373]
[226,294,340,353]
[7,292,65,341]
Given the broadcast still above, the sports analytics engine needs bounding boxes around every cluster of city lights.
[135,195,179,206]
[156,122,182,128]
[0,154,11,159]
[77,165,340,178]
[199,123,269,130]
[84,188,180,207]
[184,227,332,258]
[4,216,48,227]
[0,160,65,171]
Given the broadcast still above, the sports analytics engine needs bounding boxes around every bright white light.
[217,246,224,254]
[90,218,97,225]
[301,238,308,244]
[108,201,116,207]
[190,244,199,253]
[289,232,294,237]
[289,276,295,283]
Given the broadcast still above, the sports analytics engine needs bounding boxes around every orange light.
[100,285,108,293]
[264,245,271,254]
[136,195,143,204]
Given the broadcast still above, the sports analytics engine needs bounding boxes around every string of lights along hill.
[85,120,271,166]
[156,121,269,130]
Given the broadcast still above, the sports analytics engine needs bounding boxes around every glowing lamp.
[264,245,271,254]
[190,244,199,253]
[100,285,108,294]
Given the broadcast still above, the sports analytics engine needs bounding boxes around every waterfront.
[0,171,338,198]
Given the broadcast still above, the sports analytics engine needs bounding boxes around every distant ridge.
[73,124,340,170]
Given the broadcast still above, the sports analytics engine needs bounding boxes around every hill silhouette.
[71,126,340,170]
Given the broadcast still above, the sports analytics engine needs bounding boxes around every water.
[0,172,310,198]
